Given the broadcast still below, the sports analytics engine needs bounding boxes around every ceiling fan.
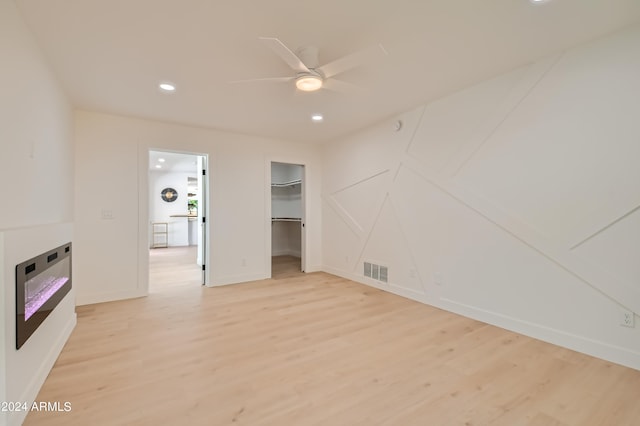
[233,37,387,93]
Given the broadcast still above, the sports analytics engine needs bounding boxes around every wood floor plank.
[24,255,640,425]
[149,245,201,290]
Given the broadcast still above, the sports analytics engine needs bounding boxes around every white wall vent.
[364,262,372,278]
[364,261,388,284]
[379,266,388,283]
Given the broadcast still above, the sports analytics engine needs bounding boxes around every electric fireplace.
[15,242,72,349]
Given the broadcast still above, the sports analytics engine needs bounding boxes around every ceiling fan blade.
[318,43,387,79]
[229,76,294,84]
[322,78,365,94]
[258,37,311,73]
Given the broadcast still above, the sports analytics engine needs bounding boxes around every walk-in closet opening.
[148,150,208,291]
[271,162,305,278]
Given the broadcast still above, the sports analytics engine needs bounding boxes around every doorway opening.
[270,162,305,279]
[148,150,208,291]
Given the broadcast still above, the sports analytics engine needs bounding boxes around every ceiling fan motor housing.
[295,45,320,69]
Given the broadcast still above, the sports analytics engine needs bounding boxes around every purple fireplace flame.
[25,275,69,320]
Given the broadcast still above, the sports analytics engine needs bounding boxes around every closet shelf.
[272,217,301,222]
[271,179,301,188]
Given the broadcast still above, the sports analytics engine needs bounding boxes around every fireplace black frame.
[15,242,72,349]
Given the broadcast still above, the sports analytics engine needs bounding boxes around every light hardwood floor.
[25,259,640,425]
[149,246,202,291]
[272,255,302,279]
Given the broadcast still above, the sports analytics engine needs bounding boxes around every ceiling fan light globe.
[295,75,323,92]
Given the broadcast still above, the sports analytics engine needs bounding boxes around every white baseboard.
[439,297,640,372]
[210,272,268,287]
[272,249,301,257]
[304,264,323,273]
[321,265,640,372]
[76,289,147,306]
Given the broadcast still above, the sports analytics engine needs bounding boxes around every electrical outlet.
[621,309,635,328]
[409,268,416,279]
[101,209,114,220]
[241,258,246,267]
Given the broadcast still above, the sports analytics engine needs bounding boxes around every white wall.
[0,233,5,414]
[0,6,73,230]
[272,186,303,219]
[272,162,303,185]
[272,222,302,257]
[149,171,194,247]
[74,111,322,304]
[322,25,640,370]
[271,163,303,220]
[0,1,75,424]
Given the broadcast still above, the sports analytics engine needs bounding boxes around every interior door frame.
[139,148,211,294]
[265,158,308,278]
[197,155,208,285]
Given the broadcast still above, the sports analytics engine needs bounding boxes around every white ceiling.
[149,151,198,173]
[16,0,640,144]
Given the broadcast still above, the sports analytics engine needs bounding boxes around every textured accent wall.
[322,25,640,370]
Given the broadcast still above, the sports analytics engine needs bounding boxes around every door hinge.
[202,264,206,271]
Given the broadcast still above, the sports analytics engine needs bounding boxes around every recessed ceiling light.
[158,158,165,162]
[311,114,324,122]
[155,164,162,169]
[159,82,176,92]
[529,0,551,3]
